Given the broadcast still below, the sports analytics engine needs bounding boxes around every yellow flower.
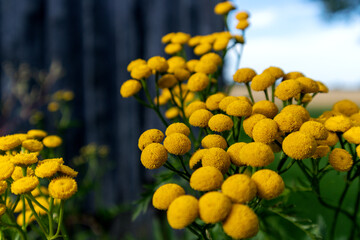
[167,195,199,229]
[282,131,317,160]
[332,99,359,116]
[189,149,208,169]
[127,59,146,72]
[120,80,142,98]
[329,148,353,172]
[213,37,230,51]
[200,52,223,67]
[281,105,310,123]
[27,129,47,139]
[343,127,360,144]
[251,72,275,91]
[315,110,343,124]
[35,160,61,178]
[239,142,274,167]
[186,59,200,72]
[0,204,5,216]
[252,100,278,119]
[11,176,39,195]
[236,11,250,20]
[312,145,330,159]
[161,32,175,44]
[263,66,284,79]
[187,72,209,92]
[185,101,207,117]
[165,123,190,136]
[40,158,64,165]
[356,145,360,159]
[48,102,60,112]
[299,121,328,140]
[11,166,34,181]
[275,79,303,101]
[49,176,77,199]
[157,74,178,89]
[163,133,191,155]
[222,174,257,203]
[189,109,213,128]
[233,68,256,83]
[22,139,44,152]
[199,192,232,223]
[11,153,38,166]
[202,147,231,174]
[152,183,185,210]
[222,204,259,239]
[130,64,152,79]
[350,112,360,126]
[62,91,74,101]
[252,119,279,143]
[171,32,191,44]
[0,135,21,151]
[16,210,35,225]
[190,166,223,191]
[201,134,228,150]
[283,71,305,80]
[12,133,30,142]
[205,92,226,111]
[140,143,168,169]
[227,142,247,166]
[233,34,245,43]
[43,135,62,148]
[147,56,169,73]
[165,107,180,119]
[173,68,190,82]
[214,1,235,15]
[194,43,212,56]
[273,112,302,133]
[164,43,182,55]
[324,115,352,132]
[194,61,217,75]
[296,77,319,93]
[31,186,49,197]
[138,129,164,151]
[58,164,78,178]
[243,114,267,138]
[0,161,15,180]
[251,169,285,200]
[226,100,252,117]
[208,114,233,132]
[188,35,202,47]
[0,181,7,195]
[316,81,329,93]
[236,19,250,30]
[219,96,239,111]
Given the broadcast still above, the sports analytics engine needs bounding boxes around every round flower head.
[274,112,302,133]
[0,181,7,195]
[350,112,360,126]
[164,43,182,55]
[154,95,169,106]
[188,35,202,47]
[185,101,206,117]
[251,72,276,91]
[252,100,278,119]
[208,114,233,132]
[195,61,217,75]
[233,34,245,43]
[317,132,339,147]
[167,195,199,229]
[194,43,212,56]
[0,204,6,216]
[213,37,230,51]
[199,192,232,223]
[312,145,330,159]
[332,99,359,116]
[189,109,213,128]
[171,32,191,44]
[35,160,61,178]
[152,183,185,210]
[200,52,223,66]
[316,81,329,93]
[147,56,169,73]
[11,153,38,166]
[174,68,190,82]
[283,71,305,80]
[0,135,21,151]
[264,66,284,79]
[214,1,235,15]
[243,114,267,138]
[226,100,252,117]
[140,143,168,169]
[187,72,209,92]
[281,105,310,123]
[165,107,180,119]
[189,149,208,169]
[295,93,312,103]
[130,64,152,79]
[49,176,77,199]
[16,210,36,225]
[282,131,317,160]
[236,11,250,20]
[120,80,142,98]
[219,96,239,111]
[41,158,64,165]
[58,164,78,178]
[201,134,228,150]
[127,58,146,72]
[206,92,227,110]
[300,121,328,140]
[12,133,30,142]
[158,74,178,89]
[43,135,62,148]
[165,123,190,136]
[275,79,302,101]
[236,20,250,30]
[222,204,259,239]
[202,147,231,174]
[190,166,223,191]
[0,161,15,180]
[138,129,164,151]
[11,176,39,195]
[239,142,274,167]
[227,142,247,166]
[163,133,191,155]
[22,139,44,152]
[325,115,352,132]
[329,148,353,172]
[222,174,257,203]
[11,167,34,181]
[296,77,319,93]
[27,129,47,139]
[251,169,285,200]
[233,68,256,83]
[252,119,279,143]
[167,56,186,72]
[186,59,199,72]
[343,127,360,144]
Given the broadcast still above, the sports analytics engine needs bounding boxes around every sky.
[224,0,360,89]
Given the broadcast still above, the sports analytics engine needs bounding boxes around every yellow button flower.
[11,166,34,181]
[147,56,169,73]
[27,129,47,139]
[236,11,250,20]
[58,164,78,178]
[252,100,278,118]
[0,161,15,180]
[185,101,207,117]
[194,43,212,56]
[200,52,222,66]
[264,66,284,79]
[282,131,317,160]
[227,142,247,166]
[0,204,6,216]
[189,149,208,169]
[252,119,279,143]
[120,79,142,98]
[275,79,302,101]
[35,160,61,178]
[281,104,310,123]
[226,100,252,117]
[22,139,44,152]
[324,115,352,132]
[157,74,178,89]
[171,32,191,44]
[199,192,232,223]
[127,59,146,72]
[283,71,304,80]
[356,145,360,159]
[219,96,239,111]
[243,114,267,138]
[49,176,77,200]
[222,174,257,203]
[163,133,191,155]
[251,72,276,91]
[130,64,152,79]
[187,72,209,92]
[11,153,38,166]
[214,1,235,15]
[11,176,39,195]
[312,145,330,159]
[167,195,199,229]
[332,99,359,116]
[164,43,182,55]
[43,135,62,148]
[188,35,202,47]
[0,181,7,195]
[329,148,353,172]
[251,169,285,200]
[173,68,190,82]
[138,129,164,151]
[141,143,168,169]
[274,112,302,133]
[205,92,227,111]
[213,37,230,51]
[190,166,223,191]
[0,135,21,151]
[186,59,200,72]
[48,102,59,112]
[194,61,217,75]
[165,107,180,119]
[201,134,228,149]
[12,133,30,142]
[236,19,250,30]
[233,68,256,83]
[165,123,190,136]
[208,114,233,132]
[239,142,274,167]
[202,147,231,174]
[300,121,328,140]
[343,127,360,144]
[189,109,213,128]
[152,183,185,210]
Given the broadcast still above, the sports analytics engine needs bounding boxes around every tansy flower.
[58,164,78,178]
[324,115,352,132]
[35,160,61,178]
[173,68,190,82]
[222,204,259,239]
[152,183,185,210]
[343,127,360,144]
[167,56,186,72]
[263,66,284,79]
[62,91,74,101]
[161,32,175,44]
[22,139,44,152]
[194,43,212,56]
[157,74,178,89]
[43,135,62,148]
[281,105,310,123]
[312,145,330,159]
[187,72,209,92]
[233,34,245,43]
[233,68,256,83]
[251,169,285,200]
[300,121,328,140]
[236,11,250,20]
[199,192,232,223]
[167,195,199,229]
[138,129,164,151]
[194,61,217,75]
[11,176,39,195]
[40,158,64,165]
[190,166,223,191]
[239,142,274,167]
[0,135,21,151]
[163,133,191,155]
[201,147,230,174]
[171,32,191,44]
[188,35,202,47]
[227,142,247,166]
[356,145,360,159]
[252,100,278,119]
[226,100,252,117]
[274,112,302,133]
[189,149,208,169]
[316,110,343,124]
[0,161,15,180]
[214,1,235,15]
[332,99,359,116]
[296,77,319,93]
[219,96,239,111]
[316,81,329,93]
[221,174,257,203]
[11,167,34,181]
[48,102,59,112]
[165,107,180,119]
[329,148,353,172]
[141,143,168,169]
[130,64,152,79]
[154,95,169,106]
[165,123,190,136]
[275,79,302,101]
[213,37,230,51]
[208,114,233,132]
[350,112,360,126]
[283,71,305,80]
[48,176,77,200]
[27,129,47,139]
[236,20,250,30]
[11,153,38,166]
[12,133,29,142]
[0,204,6,216]
[252,119,279,143]
[127,59,146,72]
[201,134,228,150]
[0,181,7,195]
[237,96,252,105]
[243,114,267,138]
[185,101,206,117]
[164,43,182,55]
[295,93,312,103]
[206,92,227,111]
[120,80,142,98]
[282,131,317,160]
[16,210,35,225]
[251,72,276,91]
[189,109,213,128]
[200,52,223,67]
[186,59,200,72]
[200,34,216,44]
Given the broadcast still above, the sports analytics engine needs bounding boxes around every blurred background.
[0,0,359,239]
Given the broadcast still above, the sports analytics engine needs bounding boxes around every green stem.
[0,220,27,240]
[51,200,64,240]
[350,177,360,239]
[48,197,54,237]
[133,94,152,108]
[25,197,48,237]
[271,83,276,102]
[264,89,269,101]
[245,82,254,104]
[279,159,296,175]
[163,162,190,181]
[237,117,243,142]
